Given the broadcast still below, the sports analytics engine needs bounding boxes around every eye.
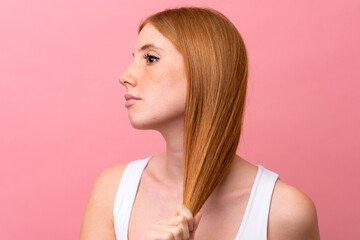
[143,53,159,65]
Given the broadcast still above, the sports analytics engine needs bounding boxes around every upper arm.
[79,163,128,240]
[268,179,320,240]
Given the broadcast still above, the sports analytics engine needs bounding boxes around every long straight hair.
[138,7,248,215]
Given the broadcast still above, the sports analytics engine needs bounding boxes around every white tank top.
[113,155,279,240]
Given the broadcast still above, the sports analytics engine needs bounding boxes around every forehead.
[133,23,174,54]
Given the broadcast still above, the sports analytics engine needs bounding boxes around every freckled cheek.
[140,70,184,105]
[144,79,173,97]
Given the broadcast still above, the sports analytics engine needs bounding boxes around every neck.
[154,118,185,191]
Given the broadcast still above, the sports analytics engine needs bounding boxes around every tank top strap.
[113,156,152,240]
[113,158,278,240]
[236,165,279,239]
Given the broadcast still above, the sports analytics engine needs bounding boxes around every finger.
[156,215,187,226]
[155,215,190,239]
[146,229,175,240]
[150,224,184,240]
[174,204,194,231]
[155,215,183,225]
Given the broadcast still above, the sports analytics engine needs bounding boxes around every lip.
[124,93,141,107]
[124,93,141,100]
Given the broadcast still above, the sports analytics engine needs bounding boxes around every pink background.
[1,0,359,239]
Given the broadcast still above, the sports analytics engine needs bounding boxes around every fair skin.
[79,23,320,240]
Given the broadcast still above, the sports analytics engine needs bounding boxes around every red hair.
[138,7,248,215]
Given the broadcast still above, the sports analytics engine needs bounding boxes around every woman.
[80,7,320,240]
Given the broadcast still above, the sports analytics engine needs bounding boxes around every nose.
[119,64,137,88]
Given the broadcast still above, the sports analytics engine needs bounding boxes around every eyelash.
[143,53,159,65]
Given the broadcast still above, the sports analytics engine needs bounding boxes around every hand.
[145,203,203,240]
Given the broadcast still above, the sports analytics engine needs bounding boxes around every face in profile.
[119,23,187,131]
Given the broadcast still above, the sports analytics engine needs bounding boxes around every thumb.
[190,211,203,240]
[193,211,203,231]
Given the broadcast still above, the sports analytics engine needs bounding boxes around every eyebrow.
[132,43,164,56]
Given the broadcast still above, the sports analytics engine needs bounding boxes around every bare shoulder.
[268,179,320,240]
[79,162,129,240]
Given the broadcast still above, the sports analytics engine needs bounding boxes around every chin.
[130,121,154,130]
[128,111,184,131]
[129,118,175,132]
[128,116,159,130]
